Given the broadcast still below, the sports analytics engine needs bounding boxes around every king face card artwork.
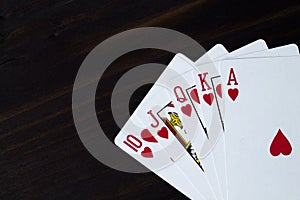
[220,56,300,200]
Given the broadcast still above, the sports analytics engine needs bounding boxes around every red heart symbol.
[270,129,292,156]
[181,104,192,117]
[141,147,153,158]
[168,103,175,107]
[216,84,222,98]
[157,127,168,139]
[190,88,200,104]
[141,129,158,143]
[228,88,239,101]
[203,93,214,106]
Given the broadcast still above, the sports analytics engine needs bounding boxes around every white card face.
[224,39,268,58]
[220,56,300,200]
[228,44,299,59]
[115,101,179,170]
[115,115,205,200]
[114,40,299,200]
[165,53,224,200]
[217,43,299,126]
[189,40,269,200]
[195,44,228,65]
[213,43,298,131]
[205,42,299,200]
[193,39,269,157]
[115,54,217,200]
[157,41,270,200]
[210,42,300,200]
[165,41,270,200]
[210,43,298,136]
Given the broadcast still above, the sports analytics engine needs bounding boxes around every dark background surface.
[1,0,299,199]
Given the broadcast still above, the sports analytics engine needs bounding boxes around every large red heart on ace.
[270,129,292,156]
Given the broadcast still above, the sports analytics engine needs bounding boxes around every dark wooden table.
[1,0,299,199]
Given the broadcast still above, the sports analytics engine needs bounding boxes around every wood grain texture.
[1,0,299,199]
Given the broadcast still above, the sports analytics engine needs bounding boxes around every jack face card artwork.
[157,101,204,171]
[220,56,300,200]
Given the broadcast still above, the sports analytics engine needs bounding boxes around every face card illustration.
[220,56,300,200]
[165,54,208,138]
[157,101,204,171]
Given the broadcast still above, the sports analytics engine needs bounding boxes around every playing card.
[160,40,270,200]
[211,43,299,137]
[215,43,299,122]
[115,54,218,200]
[220,56,300,199]
[192,39,269,200]
[231,43,299,58]
[115,112,205,199]
[194,39,269,157]
[165,54,224,200]
[114,37,299,199]
[193,41,298,200]
[206,42,299,138]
